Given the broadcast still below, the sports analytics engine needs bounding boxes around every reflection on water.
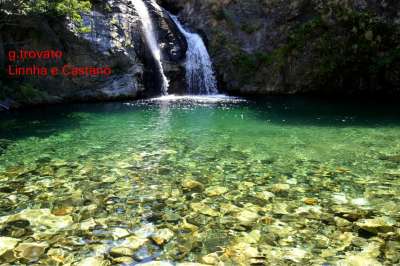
[0,96,400,265]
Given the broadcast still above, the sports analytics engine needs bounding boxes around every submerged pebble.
[1,100,400,264]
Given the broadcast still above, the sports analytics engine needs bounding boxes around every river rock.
[219,203,241,214]
[337,255,382,266]
[234,210,259,226]
[151,228,174,245]
[14,242,49,261]
[190,202,219,217]
[47,248,73,264]
[255,191,275,202]
[76,256,110,266]
[0,209,73,238]
[351,198,369,207]
[182,179,204,191]
[109,246,135,257]
[0,237,19,256]
[355,217,396,233]
[120,235,148,250]
[204,186,228,196]
[112,256,135,264]
[111,228,131,239]
[303,198,318,205]
[180,219,198,232]
[332,193,349,204]
[271,183,290,194]
[178,263,210,266]
[201,252,219,264]
[80,218,96,231]
[334,217,352,227]
[283,247,308,263]
[137,262,173,266]
[240,230,261,244]
[52,206,74,216]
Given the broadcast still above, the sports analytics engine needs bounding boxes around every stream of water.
[132,0,169,95]
[1,97,400,264]
[171,15,218,95]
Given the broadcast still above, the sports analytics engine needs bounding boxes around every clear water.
[171,16,218,95]
[133,0,169,94]
[0,96,400,265]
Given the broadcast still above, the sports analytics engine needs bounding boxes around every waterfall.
[132,0,169,95]
[170,16,218,95]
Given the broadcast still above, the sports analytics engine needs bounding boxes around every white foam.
[149,94,244,103]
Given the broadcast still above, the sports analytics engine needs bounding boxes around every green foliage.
[232,51,273,83]
[279,6,400,89]
[54,0,91,25]
[15,0,91,29]
[214,7,236,27]
[1,83,48,103]
[240,22,262,34]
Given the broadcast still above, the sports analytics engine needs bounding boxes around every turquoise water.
[0,96,399,265]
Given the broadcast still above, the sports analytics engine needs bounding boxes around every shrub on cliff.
[0,0,91,30]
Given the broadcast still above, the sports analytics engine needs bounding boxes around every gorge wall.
[0,0,187,108]
[1,0,400,109]
[160,0,400,96]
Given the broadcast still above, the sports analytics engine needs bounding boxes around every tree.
[0,0,92,29]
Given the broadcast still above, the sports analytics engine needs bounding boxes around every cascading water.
[170,16,218,95]
[132,0,169,95]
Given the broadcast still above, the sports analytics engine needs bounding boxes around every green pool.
[0,96,399,265]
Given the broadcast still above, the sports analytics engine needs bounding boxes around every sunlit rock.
[182,179,204,191]
[151,228,174,245]
[120,235,148,250]
[109,246,135,257]
[234,210,259,226]
[112,256,135,264]
[239,230,261,244]
[255,191,275,202]
[303,197,318,205]
[0,237,19,257]
[79,218,97,231]
[0,209,73,239]
[201,252,219,264]
[75,256,110,266]
[137,261,173,266]
[332,193,349,204]
[219,203,241,214]
[14,242,49,261]
[334,216,352,227]
[204,186,228,196]
[337,255,382,266]
[355,217,396,233]
[271,183,290,194]
[190,202,219,217]
[47,248,74,264]
[283,247,308,263]
[351,198,369,207]
[111,228,131,239]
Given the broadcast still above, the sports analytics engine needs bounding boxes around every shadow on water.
[246,96,400,127]
[0,102,144,141]
[1,96,400,143]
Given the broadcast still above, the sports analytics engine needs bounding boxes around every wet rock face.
[134,0,188,96]
[159,0,400,95]
[1,10,144,106]
[146,2,187,62]
[0,0,188,106]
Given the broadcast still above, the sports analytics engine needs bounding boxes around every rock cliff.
[1,0,400,109]
[0,0,187,108]
[160,0,400,96]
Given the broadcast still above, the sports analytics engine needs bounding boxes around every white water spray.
[170,15,218,95]
[132,0,169,95]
